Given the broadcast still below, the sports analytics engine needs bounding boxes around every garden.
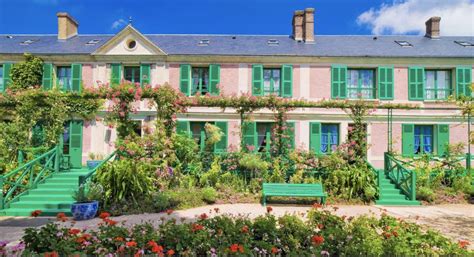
[0,54,472,256]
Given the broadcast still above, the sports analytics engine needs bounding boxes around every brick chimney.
[292,10,304,41]
[303,8,315,42]
[425,16,441,39]
[57,12,78,40]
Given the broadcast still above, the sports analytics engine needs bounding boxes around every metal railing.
[78,151,117,187]
[384,152,416,201]
[0,145,60,209]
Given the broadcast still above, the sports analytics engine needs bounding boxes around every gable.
[93,25,166,56]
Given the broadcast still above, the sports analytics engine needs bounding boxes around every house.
[0,9,472,169]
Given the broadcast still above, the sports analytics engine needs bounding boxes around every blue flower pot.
[87,160,102,169]
[71,201,99,221]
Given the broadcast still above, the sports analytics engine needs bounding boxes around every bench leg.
[321,196,326,205]
[262,194,266,207]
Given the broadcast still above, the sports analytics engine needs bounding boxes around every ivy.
[9,53,43,90]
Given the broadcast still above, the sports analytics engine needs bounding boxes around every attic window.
[85,39,100,45]
[20,39,37,45]
[198,39,210,46]
[267,39,279,46]
[395,40,412,47]
[6,35,13,39]
[454,41,474,47]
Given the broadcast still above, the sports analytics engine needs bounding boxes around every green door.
[62,120,83,168]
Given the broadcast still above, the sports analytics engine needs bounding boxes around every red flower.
[43,252,59,257]
[192,223,204,232]
[126,241,137,247]
[266,206,273,213]
[199,213,208,220]
[392,231,398,237]
[56,212,68,222]
[311,235,324,246]
[31,210,42,217]
[241,225,249,233]
[104,218,117,226]
[458,240,470,249]
[99,212,110,219]
[148,241,164,253]
[312,203,323,209]
[69,228,81,235]
[271,247,279,254]
[230,244,239,253]
[214,207,220,213]
[317,224,324,230]
[166,209,174,215]
[167,249,175,256]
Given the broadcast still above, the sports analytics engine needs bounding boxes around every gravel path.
[1,204,472,249]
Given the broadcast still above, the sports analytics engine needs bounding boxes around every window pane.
[201,68,209,93]
[0,66,3,89]
[57,66,72,90]
[425,71,435,100]
[436,71,449,99]
[272,70,280,94]
[347,70,359,98]
[360,70,374,99]
[124,67,140,83]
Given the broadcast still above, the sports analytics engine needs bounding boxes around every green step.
[9,201,72,209]
[1,208,72,217]
[375,200,420,206]
[19,195,74,201]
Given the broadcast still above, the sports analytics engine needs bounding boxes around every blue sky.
[0,0,473,36]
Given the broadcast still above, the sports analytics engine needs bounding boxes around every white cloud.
[111,18,127,30]
[357,0,474,36]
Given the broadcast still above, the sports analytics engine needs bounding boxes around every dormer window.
[454,41,474,47]
[198,39,210,46]
[85,39,100,45]
[267,39,279,46]
[395,40,412,47]
[20,39,37,45]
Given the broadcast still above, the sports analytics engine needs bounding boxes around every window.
[124,66,140,83]
[321,124,339,154]
[263,69,281,96]
[395,40,412,47]
[257,123,274,152]
[454,41,474,47]
[414,125,433,154]
[425,70,451,100]
[191,67,209,95]
[62,122,71,155]
[57,66,72,91]
[347,69,375,99]
[190,122,207,151]
[131,120,142,137]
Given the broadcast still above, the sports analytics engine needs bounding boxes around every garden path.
[0,204,472,249]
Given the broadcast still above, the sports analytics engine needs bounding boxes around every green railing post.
[410,171,416,201]
[0,176,4,210]
[467,153,471,173]
[54,145,60,172]
[384,152,389,173]
[18,150,24,164]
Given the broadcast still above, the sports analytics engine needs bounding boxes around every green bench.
[262,183,327,206]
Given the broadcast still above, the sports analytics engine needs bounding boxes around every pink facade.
[310,66,331,99]
[394,67,408,101]
[220,64,239,96]
[82,64,93,88]
[292,65,300,98]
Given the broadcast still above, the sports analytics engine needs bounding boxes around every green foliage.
[9,53,43,90]
[72,183,104,203]
[417,186,435,202]
[201,187,218,203]
[324,164,377,201]
[239,153,269,173]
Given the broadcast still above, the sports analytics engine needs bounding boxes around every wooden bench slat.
[261,183,327,206]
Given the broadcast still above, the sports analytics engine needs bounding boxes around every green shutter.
[378,66,394,100]
[285,122,295,149]
[309,122,321,154]
[179,64,191,96]
[402,124,414,157]
[456,66,472,97]
[71,63,82,93]
[242,121,257,151]
[42,63,53,90]
[252,65,264,96]
[110,64,121,86]
[408,67,425,100]
[281,65,293,98]
[214,121,228,153]
[140,64,151,88]
[2,63,13,91]
[436,124,449,157]
[331,65,347,99]
[209,64,221,96]
[69,120,83,169]
[176,120,190,136]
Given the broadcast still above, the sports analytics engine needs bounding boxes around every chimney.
[303,8,315,42]
[292,10,304,41]
[57,12,78,40]
[425,16,441,39]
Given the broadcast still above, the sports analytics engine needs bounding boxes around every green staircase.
[0,168,89,216]
[376,172,420,206]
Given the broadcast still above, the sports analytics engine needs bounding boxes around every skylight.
[267,39,279,46]
[20,39,37,45]
[85,39,101,45]
[395,40,412,47]
[198,39,210,46]
[454,41,474,47]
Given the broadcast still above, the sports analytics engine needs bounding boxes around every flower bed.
[9,206,470,256]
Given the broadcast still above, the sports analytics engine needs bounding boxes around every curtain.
[321,134,328,153]
[425,71,435,100]
[436,71,448,99]
[360,70,374,98]
[423,126,433,153]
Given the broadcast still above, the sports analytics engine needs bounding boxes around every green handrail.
[1,145,60,209]
[78,151,117,187]
[384,152,416,201]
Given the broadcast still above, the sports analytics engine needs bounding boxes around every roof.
[0,34,473,58]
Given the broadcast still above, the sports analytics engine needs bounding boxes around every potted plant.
[86,152,104,169]
[71,183,103,220]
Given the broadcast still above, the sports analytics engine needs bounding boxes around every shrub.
[239,153,269,174]
[152,192,172,212]
[324,165,377,201]
[10,53,43,90]
[201,187,218,203]
[417,186,436,202]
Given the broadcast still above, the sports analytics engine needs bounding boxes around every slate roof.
[0,34,473,58]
